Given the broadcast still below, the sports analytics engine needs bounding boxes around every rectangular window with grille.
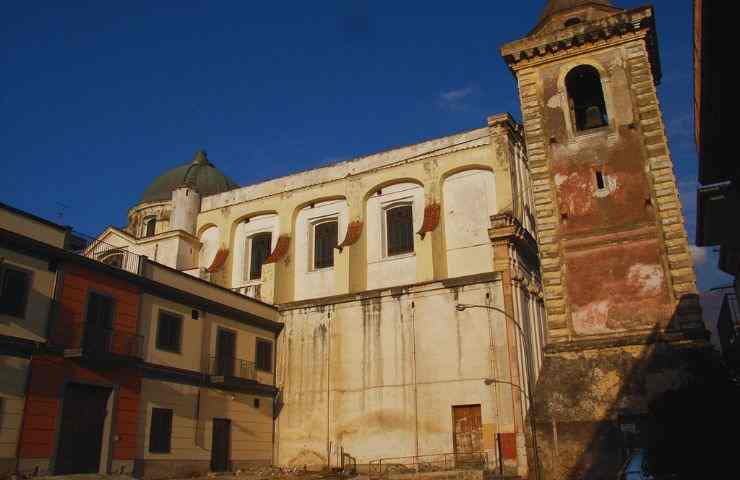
[249,232,272,280]
[149,407,173,453]
[0,266,31,318]
[386,204,414,256]
[156,310,183,353]
[255,338,273,372]
[313,220,338,270]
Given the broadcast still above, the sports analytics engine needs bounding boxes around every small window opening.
[255,339,273,372]
[313,220,338,269]
[143,217,156,238]
[248,232,272,280]
[0,267,30,318]
[595,171,606,190]
[386,204,414,256]
[566,65,608,131]
[253,398,260,408]
[156,310,183,353]
[565,17,582,27]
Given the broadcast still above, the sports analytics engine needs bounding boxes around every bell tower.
[501,1,707,476]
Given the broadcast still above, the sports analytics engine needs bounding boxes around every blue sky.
[1,0,731,290]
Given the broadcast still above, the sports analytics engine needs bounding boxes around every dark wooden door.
[453,405,483,458]
[55,383,111,474]
[216,329,236,377]
[211,418,231,472]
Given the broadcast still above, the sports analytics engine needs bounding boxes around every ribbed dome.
[140,150,240,203]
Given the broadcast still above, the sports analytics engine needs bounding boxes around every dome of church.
[140,150,240,203]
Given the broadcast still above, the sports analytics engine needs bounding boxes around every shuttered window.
[249,232,272,280]
[85,292,114,328]
[156,311,182,353]
[386,205,414,256]
[255,339,273,372]
[313,220,338,269]
[149,408,173,453]
[0,267,30,318]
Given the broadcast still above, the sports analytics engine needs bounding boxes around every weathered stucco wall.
[275,278,528,471]
[0,356,29,472]
[136,379,273,479]
[0,247,56,343]
[443,170,497,278]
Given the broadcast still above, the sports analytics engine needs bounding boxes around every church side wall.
[275,278,525,472]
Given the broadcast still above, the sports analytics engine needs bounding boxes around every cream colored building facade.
[96,114,544,476]
[0,204,70,473]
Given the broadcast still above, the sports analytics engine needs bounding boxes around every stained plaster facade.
[95,114,544,476]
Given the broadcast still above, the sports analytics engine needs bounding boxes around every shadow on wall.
[0,287,54,340]
[530,293,738,479]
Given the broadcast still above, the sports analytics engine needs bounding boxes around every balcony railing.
[208,355,256,382]
[71,231,144,274]
[232,283,261,300]
[53,323,143,359]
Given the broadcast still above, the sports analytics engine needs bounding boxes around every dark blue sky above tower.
[0,0,729,289]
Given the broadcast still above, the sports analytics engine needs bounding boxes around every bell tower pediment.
[531,0,622,36]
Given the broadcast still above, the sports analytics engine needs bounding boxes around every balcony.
[52,323,143,361]
[232,282,262,301]
[208,355,258,389]
[70,232,144,275]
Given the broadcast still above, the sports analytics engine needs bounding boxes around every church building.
[1,1,706,479]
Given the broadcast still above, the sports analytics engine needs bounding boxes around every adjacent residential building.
[0,202,281,478]
[694,1,736,312]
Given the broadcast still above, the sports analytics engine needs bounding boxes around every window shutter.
[387,205,414,256]
[314,221,338,269]
[250,232,272,280]
[256,339,273,372]
[156,312,182,352]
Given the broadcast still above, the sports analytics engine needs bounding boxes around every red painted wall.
[18,355,141,461]
[51,262,140,351]
[19,262,143,462]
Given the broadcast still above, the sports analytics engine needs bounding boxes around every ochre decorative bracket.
[265,236,290,264]
[336,221,363,253]
[206,248,229,273]
[416,203,441,239]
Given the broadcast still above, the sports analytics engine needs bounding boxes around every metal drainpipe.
[485,289,503,473]
[326,310,331,470]
[410,300,419,458]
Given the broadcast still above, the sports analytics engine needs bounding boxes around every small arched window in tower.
[143,217,156,238]
[564,17,582,27]
[248,232,272,280]
[566,65,608,131]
